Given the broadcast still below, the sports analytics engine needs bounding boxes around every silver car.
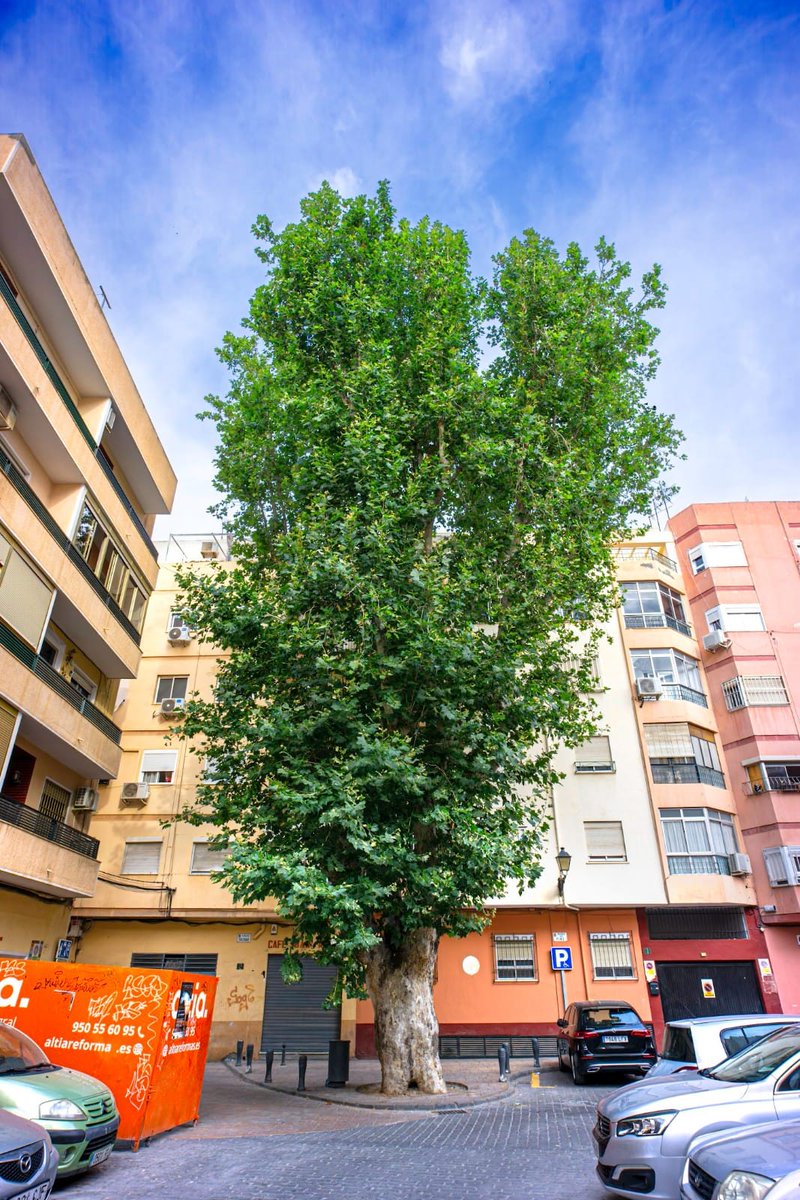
[0,1109,57,1200]
[649,1015,796,1077]
[594,1024,800,1200]
[681,1118,800,1200]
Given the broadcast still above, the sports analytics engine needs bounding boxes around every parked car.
[765,1168,800,1198]
[556,1000,657,1085]
[649,1014,797,1077]
[0,1107,58,1199]
[681,1117,800,1200]
[0,1022,119,1178]
[593,1023,800,1200]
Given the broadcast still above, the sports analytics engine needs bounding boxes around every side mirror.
[556,1019,567,1029]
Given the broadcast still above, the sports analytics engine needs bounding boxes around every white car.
[594,1024,800,1200]
[649,1014,797,1077]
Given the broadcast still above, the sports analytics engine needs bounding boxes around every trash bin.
[326,1039,350,1088]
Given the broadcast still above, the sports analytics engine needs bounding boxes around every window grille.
[646,907,747,940]
[130,952,218,975]
[39,779,71,822]
[493,934,536,981]
[660,807,737,875]
[722,676,788,711]
[588,933,634,979]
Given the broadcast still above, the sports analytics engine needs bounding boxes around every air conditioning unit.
[72,787,98,811]
[167,625,191,645]
[120,781,150,805]
[703,629,732,652]
[159,697,185,717]
[728,852,752,876]
[636,677,663,700]
[0,384,17,431]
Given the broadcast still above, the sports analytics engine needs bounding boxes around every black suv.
[556,1000,656,1084]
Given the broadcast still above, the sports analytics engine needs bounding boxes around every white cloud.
[312,166,361,197]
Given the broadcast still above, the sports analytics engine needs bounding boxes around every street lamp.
[556,847,572,896]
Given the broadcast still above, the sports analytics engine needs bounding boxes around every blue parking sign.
[550,946,573,971]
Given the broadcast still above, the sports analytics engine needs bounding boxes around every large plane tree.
[176,183,679,1094]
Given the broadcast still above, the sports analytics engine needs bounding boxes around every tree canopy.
[176,182,679,1082]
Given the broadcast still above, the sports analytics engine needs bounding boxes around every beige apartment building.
[0,134,175,959]
[76,527,778,1059]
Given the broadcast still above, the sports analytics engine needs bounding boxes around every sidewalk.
[224,1052,560,1110]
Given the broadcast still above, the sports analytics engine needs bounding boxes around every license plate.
[89,1145,113,1167]
[16,1184,51,1200]
[603,1035,627,1044]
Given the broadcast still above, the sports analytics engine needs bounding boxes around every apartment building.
[0,134,175,959]
[77,526,785,1059]
[670,502,800,1013]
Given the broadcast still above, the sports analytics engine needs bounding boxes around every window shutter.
[190,842,229,873]
[763,848,788,886]
[643,723,693,758]
[584,822,626,861]
[0,551,53,648]
[575,736,613,766]
[140,750,178,776]
[122,840,162,874]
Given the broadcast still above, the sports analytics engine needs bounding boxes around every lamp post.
[556,846,572,897]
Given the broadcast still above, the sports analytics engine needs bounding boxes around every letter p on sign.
[550,947,573,971]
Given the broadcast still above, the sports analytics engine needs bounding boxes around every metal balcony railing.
[0,792,99,860]
[650,760,726,788]
[659,682,708,707]
[0,446,141,645]
[666,853,731,876]
[624,613,692,637]
[743,777,800,796]
[0,620,122,746]
[614,546,679,573]
[0,271,157,560]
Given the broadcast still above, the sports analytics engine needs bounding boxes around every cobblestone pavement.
[57,1063,618,1200]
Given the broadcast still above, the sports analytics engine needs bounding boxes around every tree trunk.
[365,926,447,1095]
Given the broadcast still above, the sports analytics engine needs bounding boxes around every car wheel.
[571,1052,586,1086]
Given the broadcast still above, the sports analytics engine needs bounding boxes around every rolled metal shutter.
[260,955,340,1054]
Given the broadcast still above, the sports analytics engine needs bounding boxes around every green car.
[0,1022,119,1177]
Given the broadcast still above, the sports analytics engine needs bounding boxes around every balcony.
[0,792,99,898]
[614,546,679,574]
[624,613,692,638]
[0,445,141,645]
[651,760,726,788]
[0,270,157,560]
[656,683,708,707]
[743,777,800,796]
[667,854,731,876]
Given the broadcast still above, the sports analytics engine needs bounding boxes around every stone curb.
[221,1056,514,1111]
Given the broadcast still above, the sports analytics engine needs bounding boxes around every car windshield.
[582,1008,641,1031]
[708,1025,800,1083]
[0,1023,49,1074]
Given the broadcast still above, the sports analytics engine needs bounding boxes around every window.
[493,934,536,981]
[39,629,65,669]
[588,933,634,979]
[130,952,218,975]
[688,542,747,573]
[140,750,178,784]
[574,736,615,773]
[154,677,189,703]
[630,648,706,705]
[73,499,147,631]
[121,839,162,874]
[584,821,627,862]
[722,675,789,711]
[39,779,71,823]
[168,610,189,632]
[69,666,97,702]
[620,581,689,635]
[706,605,765,633]
[644,723,725,787]
[190,841,230,874]
[763,847,800,887]
[660,807,738,875]
[747,762,800,794]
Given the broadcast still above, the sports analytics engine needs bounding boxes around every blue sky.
[1,0,798,534]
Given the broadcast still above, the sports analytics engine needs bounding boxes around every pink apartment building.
[670,502,800,1013]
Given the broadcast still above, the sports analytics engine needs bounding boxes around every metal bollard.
[264,1050,274,1082]
[245,1044,253,1073]
[531,1038,541,1072]
[235,1040,243,1066]
[498,1043,509,1082]
[503,1042,511,1078]
[280,1043,286,1066]
[298,1054,307,1091]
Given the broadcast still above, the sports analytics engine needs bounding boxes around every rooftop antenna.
[98,285,111,310]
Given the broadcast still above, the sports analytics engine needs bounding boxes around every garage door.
[657,961,765,1022]
[260,955,340,1054]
